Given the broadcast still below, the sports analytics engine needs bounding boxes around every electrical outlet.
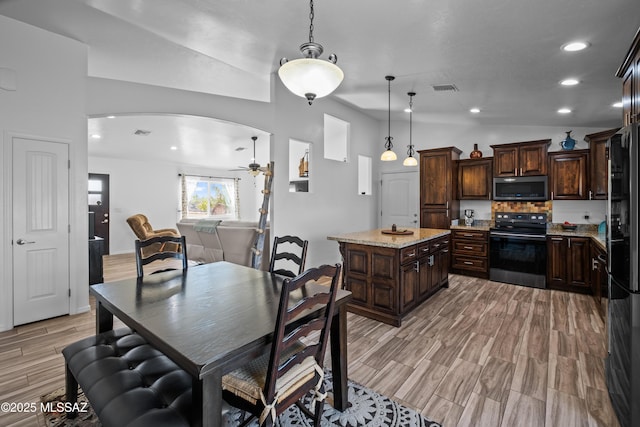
[584,212,590,220]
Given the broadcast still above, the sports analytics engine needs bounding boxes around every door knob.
[16,238,35,245]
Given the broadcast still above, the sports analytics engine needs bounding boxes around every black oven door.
[489,232,547,288]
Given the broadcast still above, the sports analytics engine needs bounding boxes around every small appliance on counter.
[464,209,475,226]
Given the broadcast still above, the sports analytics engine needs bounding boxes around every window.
[181,175,239,220]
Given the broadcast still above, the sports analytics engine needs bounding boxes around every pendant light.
[278,0,344,105]
[403,92,418,166]
[381,75,397,161]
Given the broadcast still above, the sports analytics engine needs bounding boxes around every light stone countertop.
[327,228,450,249]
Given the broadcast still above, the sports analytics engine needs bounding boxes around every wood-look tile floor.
[0,254,620,427]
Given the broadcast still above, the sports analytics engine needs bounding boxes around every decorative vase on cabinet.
[470,144,483,158]
[561,131,576,150]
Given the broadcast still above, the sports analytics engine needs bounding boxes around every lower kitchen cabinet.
[451,229,489,278]
[547,235,591,293]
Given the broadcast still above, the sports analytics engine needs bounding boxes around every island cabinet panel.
[334,231,450,326]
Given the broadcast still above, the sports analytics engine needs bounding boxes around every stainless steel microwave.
[493,176,548,201]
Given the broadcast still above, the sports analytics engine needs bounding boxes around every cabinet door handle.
[551,237,563,241]
[428,255,434,266]
[464,261,474,265]
[551,191,554,200]
[464,246,474,250]
[520,167,523,176]
[592,258,598,271]
[568,238,571,248]
[406,252,416,258]
[414,261,420,272]
[589,190,593,200]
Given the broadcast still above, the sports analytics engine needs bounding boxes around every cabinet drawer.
[417,241,431,257]
[452,255,487,272]
[453,240,488,256]
[453,229,487,241]
[400,245,418,264]
[430,237,449,252]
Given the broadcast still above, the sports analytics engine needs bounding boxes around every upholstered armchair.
[126,214,180,256]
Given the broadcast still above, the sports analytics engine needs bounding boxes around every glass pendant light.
[381,75,397,161]
[278,0,344,105]
[403,92,418,166]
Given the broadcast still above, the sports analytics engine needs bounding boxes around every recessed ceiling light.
[562,41,589,52]
[170,146,178,151]
[106,115,116,119]
[560,78,580,86]
[469,108,480,114]
[90,134,101,139]
[558,108,572,114]
[612,101,623,108]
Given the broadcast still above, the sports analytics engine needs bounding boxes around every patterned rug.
[41,373,441,427]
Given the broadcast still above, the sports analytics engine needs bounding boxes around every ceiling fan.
[230,136,267,176]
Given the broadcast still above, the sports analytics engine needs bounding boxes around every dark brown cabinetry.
[491,139,550,177]
[548,149,589,200]
[451,229,489,278]
[617,28,640,125]
[419,147,461,229]
[457,158,493,200]
[590,242,608,319]
[547,235,591,293]
[584,128,619,200]
[342,235,449,326]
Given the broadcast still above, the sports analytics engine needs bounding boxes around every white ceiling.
[2,0,639,168]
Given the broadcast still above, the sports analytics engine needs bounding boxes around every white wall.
[85,77,380,268]
[380,120,615,223]
[88,156,263,254]
[0,16,89,331]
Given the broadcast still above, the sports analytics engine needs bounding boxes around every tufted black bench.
[62,327,194,427]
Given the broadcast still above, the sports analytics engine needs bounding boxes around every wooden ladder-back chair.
[269,235,308,278]
[222,263,342,426]
[135,235,188,278]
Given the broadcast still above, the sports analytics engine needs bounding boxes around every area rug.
[41,372,441,427]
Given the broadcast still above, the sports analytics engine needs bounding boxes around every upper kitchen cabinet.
[584,128,619,200]
[491,139,551,177]
[457,158,493,200]
[617,28,640,125]
[419,147,461,229]
[548,149,589,200]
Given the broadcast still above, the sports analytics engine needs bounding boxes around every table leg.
[95,301,113,334]
[200,370,223,427]
[330,304,349,411]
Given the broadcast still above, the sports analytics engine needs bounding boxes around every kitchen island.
[327,228,451,326]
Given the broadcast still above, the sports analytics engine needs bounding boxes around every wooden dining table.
[90,261,352,427]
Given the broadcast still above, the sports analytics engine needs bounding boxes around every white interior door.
[380,171,419,228]
[12,137,70,325]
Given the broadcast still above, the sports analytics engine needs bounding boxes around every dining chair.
[221,263,342,427]
[135,235,188,278]
[268,235,308,278]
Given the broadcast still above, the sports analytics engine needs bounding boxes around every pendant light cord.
[308,0,314,43]
[408,93,414,156]
[385,76,394,150]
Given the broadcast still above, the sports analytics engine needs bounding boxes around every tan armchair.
[126,214,180,256]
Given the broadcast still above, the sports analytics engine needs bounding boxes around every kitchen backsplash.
[459,199,606,224]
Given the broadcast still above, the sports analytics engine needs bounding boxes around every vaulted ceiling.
[2,0,638,167]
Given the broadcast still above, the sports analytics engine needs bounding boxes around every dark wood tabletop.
[90,261,351,427]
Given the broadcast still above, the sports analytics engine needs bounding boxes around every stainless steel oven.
[489,212,547,288]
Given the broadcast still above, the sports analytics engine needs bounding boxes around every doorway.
[11,136,70,325]
[88,173,110,254]
[380,171,419,228]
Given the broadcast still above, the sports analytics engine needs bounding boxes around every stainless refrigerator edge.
[607,122,640,427]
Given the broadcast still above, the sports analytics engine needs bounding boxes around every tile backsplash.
[459,199,606,224]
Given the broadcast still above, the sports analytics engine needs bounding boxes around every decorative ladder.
[251,162,274,270]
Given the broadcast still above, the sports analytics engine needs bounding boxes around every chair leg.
[65,363,79,419]
[313,385,325,426]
